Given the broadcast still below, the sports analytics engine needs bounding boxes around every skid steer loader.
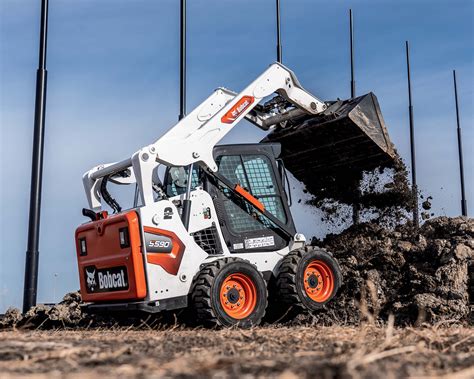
[76,63,395,327]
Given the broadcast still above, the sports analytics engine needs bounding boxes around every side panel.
[139,198,209,301]
[138,191,297,303]
[75,211,147,302]
[144,226,186,276]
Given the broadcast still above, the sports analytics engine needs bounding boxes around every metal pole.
[453,70,468,216]
[23,0,49,313]
[276,0,282,63]
[178,0,192,229]
[350,9,355,98]
[350,9,360,225]
[179,0,186,120]
[405,41,419,227]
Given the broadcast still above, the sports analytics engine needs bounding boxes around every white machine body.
[75,63,322,311]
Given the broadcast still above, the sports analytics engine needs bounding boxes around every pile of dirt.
[0,292,176,330]
[299,216,473,326]
[0,292,85,329]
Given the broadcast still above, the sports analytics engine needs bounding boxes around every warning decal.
[244,236,275,249]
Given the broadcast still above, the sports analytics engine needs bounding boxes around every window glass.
[216,154,287,234]
[243,155,276,196]
[216,155,248,188]
[165,166,200,197]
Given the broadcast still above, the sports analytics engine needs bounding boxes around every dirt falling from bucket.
[305,154,418,228]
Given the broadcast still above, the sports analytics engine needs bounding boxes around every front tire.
[191,258,268,327]
[276,247,342,311]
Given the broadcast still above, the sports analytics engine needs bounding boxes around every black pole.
[179,0,186,120]
[405,41,419,227]
[350,9,355,98]
[349,9,361,225]
[23,0,49,313]
[453,70,468,216]
[276,0,282,63]
[179,0,192,229]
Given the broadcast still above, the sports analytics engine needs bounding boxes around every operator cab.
[164,143,296,253]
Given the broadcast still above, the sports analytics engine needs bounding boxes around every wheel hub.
[227,288,240,304]
[220,273,257,319]
[307,274,318,288]
[303,260,335,303]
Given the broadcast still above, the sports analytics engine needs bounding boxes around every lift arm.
[83,62,327,209]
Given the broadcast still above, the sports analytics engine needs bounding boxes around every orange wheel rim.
[303,260,335,302]
[220,273,257,319]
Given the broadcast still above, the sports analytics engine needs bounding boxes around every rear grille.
[192,225,222,255]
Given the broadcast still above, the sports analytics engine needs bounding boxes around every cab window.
[165,166,201,197]
[216,154,287,234]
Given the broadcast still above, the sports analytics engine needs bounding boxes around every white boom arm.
[83,62,326,210]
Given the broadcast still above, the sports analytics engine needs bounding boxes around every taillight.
[79,238,87,256]
[119,227,130,248]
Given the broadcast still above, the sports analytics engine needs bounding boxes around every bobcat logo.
[86,268,96,291]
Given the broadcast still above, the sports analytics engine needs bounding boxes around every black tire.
[191,258,268,327]
[263,275,300,324]
[276,246,342,311]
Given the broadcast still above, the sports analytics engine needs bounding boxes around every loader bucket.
[262,92,396,198]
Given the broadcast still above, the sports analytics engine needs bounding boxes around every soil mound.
[0,292,84,329]
[0,292,177,330]
[299,216,473,326]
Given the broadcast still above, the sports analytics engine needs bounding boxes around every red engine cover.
[75,211,147,302]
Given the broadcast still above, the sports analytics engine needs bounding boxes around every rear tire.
[276,247,342,311]
[191,258,268,327]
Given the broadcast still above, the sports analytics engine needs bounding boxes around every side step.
[84,296,188,314]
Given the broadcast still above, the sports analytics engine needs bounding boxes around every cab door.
[207,143,296,253]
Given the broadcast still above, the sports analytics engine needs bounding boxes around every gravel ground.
[0,325,473,379]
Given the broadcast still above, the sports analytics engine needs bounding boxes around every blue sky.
[0,0,472,312]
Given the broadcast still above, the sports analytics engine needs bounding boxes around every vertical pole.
[350,9,355,98]
[179,0,186,121]
[405,41,419,227]
[276,0,282,63]
[350,9,360,225]
[453,70,468,216]
[179,0,192,229]
[23,0,49,313]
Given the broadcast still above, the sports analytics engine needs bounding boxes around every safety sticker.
[244,236,275,249]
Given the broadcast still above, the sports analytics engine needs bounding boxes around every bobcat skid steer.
[76,63,394,327]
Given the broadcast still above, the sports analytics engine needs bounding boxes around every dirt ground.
[0,325,473,379]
